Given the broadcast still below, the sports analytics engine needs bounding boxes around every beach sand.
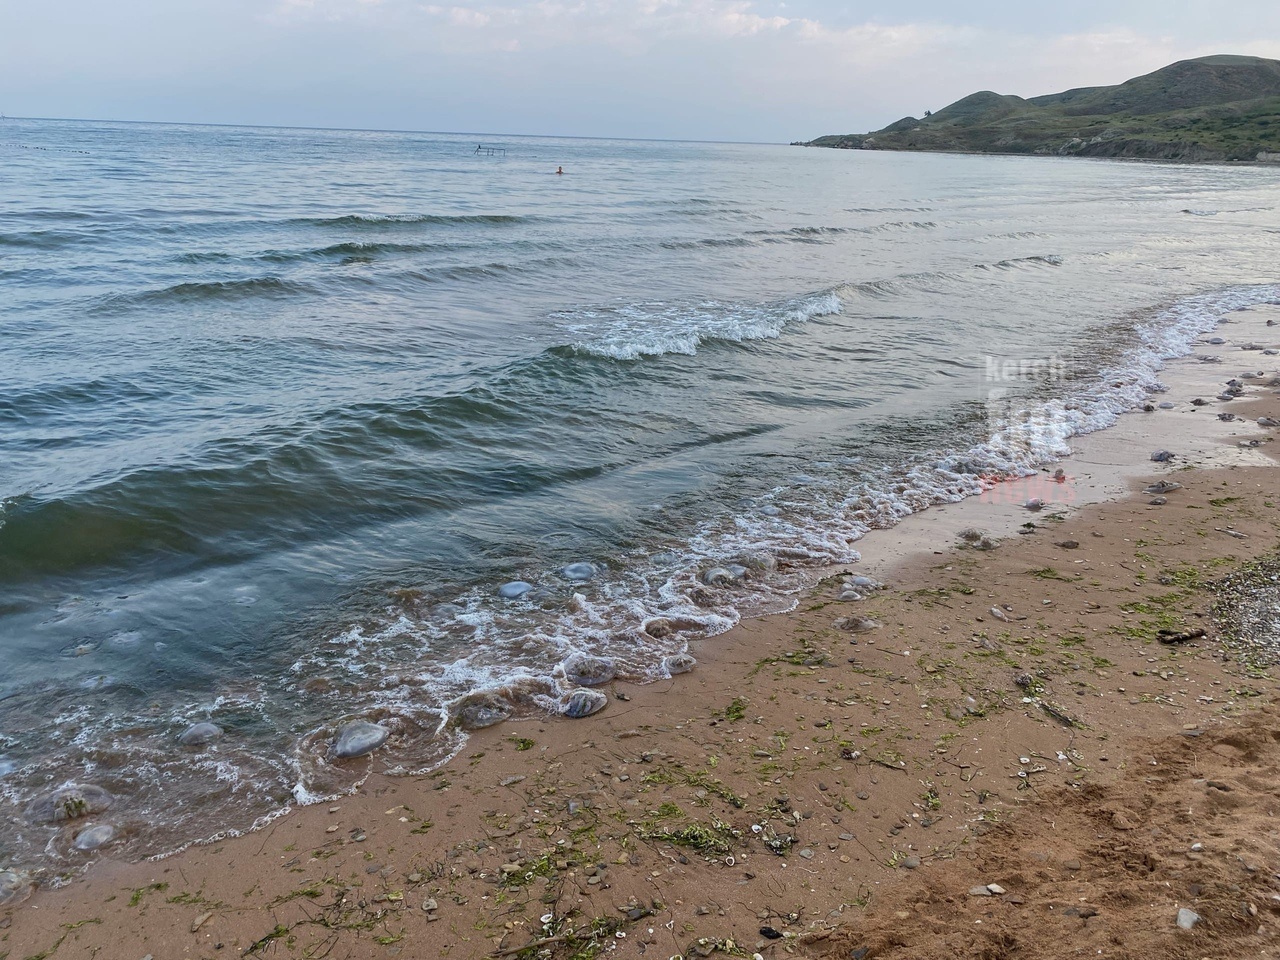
[5,305,1280,960]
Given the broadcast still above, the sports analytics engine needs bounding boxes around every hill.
[799,56,1280,162]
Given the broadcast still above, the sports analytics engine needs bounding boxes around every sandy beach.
[5,303,1280,960]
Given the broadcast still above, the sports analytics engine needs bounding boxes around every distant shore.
[5,308,1280,960]
[793,140,1280,167]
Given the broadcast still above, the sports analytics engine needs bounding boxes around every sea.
[1,118,1278,881]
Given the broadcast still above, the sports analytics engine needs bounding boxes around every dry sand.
[5,305,1280,960]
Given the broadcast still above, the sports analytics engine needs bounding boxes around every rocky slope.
[801,55,1280,162]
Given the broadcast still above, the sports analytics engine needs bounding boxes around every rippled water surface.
[1,118,1278,876]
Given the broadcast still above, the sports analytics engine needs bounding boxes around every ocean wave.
[401,256,581,285]
[288,213,535,228]
[556,291,843,360]
[659,237,754,251]
[94,276,312,310]
[0,230,90,250]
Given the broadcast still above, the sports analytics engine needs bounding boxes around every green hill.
[799,56,1280,162]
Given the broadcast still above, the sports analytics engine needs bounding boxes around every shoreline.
[4,306,1280,959]
[792,142,1280,168]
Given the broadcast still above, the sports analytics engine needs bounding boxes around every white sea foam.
[559,291,842,360]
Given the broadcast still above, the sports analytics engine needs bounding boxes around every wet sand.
[4,305,1280,960]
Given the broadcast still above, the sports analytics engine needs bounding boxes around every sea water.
[1,118,1278,874]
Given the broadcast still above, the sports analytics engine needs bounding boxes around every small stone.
[1151,450,1175,462]
[798,848,814,860]
[498,581,534,599]
[902,856,921,869]
[969,886,992,897]
[422,898,438,912]
[986,883,1006,895]
[179,722,224,746]
[1176,907,1200,930]
[333,720,390,759]
[1063,859,1081,871]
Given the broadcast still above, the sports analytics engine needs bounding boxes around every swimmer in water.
[556,166,564,175]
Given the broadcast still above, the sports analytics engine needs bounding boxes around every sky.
[3,0,1280,142]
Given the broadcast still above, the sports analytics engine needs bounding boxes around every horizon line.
[0,114,784,148]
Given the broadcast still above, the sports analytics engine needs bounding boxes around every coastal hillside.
[801,55,1280,161]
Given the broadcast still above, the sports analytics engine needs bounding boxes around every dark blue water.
[1,118,1278,883]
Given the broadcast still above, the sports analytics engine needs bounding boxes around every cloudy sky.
[3,0,1279,141]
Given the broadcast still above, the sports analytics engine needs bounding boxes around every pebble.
[1150,450,1175,462]
[1144,480,1182,494]
[72,823,116,851]
[497,580,534,599]
[178,721,223,746]
[986,883,1006,895]
[563,689,608,719]
[1157,401,1175,409]
[563,654,616,686]
[1176,907,1201,930]
[26,783,114,823]
[968,886,992,897]
[1024,498,1043,511]
[798,848,814,859]
[333,720,390,759]
[560,562,597,582]
[902,856,921,869]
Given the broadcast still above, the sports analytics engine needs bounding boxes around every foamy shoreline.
[840,301,1279,583]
